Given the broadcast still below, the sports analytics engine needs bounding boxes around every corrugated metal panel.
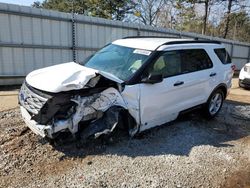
[0,2,250,85]
[233,45,248,58]
[232,58,248,69]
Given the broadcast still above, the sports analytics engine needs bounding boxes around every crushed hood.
[25,62,123,93]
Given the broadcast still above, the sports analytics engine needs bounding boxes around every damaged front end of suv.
[19,64,139,139]
[19,43,148,140]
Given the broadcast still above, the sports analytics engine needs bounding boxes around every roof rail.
[123,36,221,44]
[163,40,221,45]
[122,35,180,39]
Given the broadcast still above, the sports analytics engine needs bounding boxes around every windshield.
[84,44,151,81]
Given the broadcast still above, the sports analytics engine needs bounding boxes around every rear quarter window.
[214,48,231,64]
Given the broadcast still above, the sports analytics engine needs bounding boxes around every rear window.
[214,48,231,64]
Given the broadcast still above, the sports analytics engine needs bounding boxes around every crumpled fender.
[53,87,127,134]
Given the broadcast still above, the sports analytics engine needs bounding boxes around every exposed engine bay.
[19,71,138,139]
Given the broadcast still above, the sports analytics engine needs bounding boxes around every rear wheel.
[204,89,224,119]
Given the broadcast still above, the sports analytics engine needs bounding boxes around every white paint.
[20,106,52,137]
[239,62,250,80]
[21,39,233,138]
[121,85,140,123]
[53,87,127,136]
[113,38,189,51]
[20,87,128,138]
[26,62,98,93]
[26,62,123,93]
[139,45,233,132]
[91,87,127,110]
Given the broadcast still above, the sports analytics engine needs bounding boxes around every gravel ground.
[0,101,249,188]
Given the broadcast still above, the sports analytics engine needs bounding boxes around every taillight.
[231,64,236,71]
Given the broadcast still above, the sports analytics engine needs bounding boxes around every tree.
[156,0,180,29]
[32,0,86,14]
[218,11,250,42]
[223,0,233,38]
[201,0,209,35]
[132,0,165,26]
[173,0,201,32]
[214,0,249,39]
[32,1,42,8]
[85,0,135,21]
[32,0,250,42]
[32,0,135,21]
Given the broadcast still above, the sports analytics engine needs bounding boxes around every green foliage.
[32,0,135,20]
[85,0,135,20]
[173,0,198,31]
[218,11,250,42]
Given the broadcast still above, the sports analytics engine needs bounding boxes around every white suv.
[19,37,234,139]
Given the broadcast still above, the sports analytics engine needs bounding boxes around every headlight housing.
[244,66,247,72]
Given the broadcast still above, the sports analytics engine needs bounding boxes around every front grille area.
[242,78,250,85]
[19,82,48,115]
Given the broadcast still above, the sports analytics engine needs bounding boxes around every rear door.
[139,46,215,132]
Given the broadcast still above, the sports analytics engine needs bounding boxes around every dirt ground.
[227,78,250,104]
[0,90,19,112]
[0,78,249,188]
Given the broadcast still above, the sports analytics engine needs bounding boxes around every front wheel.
[204,89,224,119]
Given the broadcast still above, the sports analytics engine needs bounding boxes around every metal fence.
[0,2,250,85]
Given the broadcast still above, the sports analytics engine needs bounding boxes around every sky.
[0,0,39,6]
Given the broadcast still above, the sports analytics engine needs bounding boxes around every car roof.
[112,37,222,51]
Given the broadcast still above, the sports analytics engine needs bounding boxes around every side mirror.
[141,74,163,84]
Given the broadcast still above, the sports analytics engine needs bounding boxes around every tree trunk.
[223,0,233,38]
[202,0,209,35]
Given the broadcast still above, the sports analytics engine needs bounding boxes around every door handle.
[210,73,217,77]
[174,81,184,86]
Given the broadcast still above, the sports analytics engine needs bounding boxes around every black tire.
[203,89,224,119]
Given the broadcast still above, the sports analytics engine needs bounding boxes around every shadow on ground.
[48,101,249,160]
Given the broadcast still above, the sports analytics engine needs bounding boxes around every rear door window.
[214,48,231,64]
[181,49,213,73]
[147,49,213,78]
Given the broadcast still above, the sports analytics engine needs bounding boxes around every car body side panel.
[205,47,233,97]
[138,45,223,132]
[139,70,211,131]
[121,85,141,125]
